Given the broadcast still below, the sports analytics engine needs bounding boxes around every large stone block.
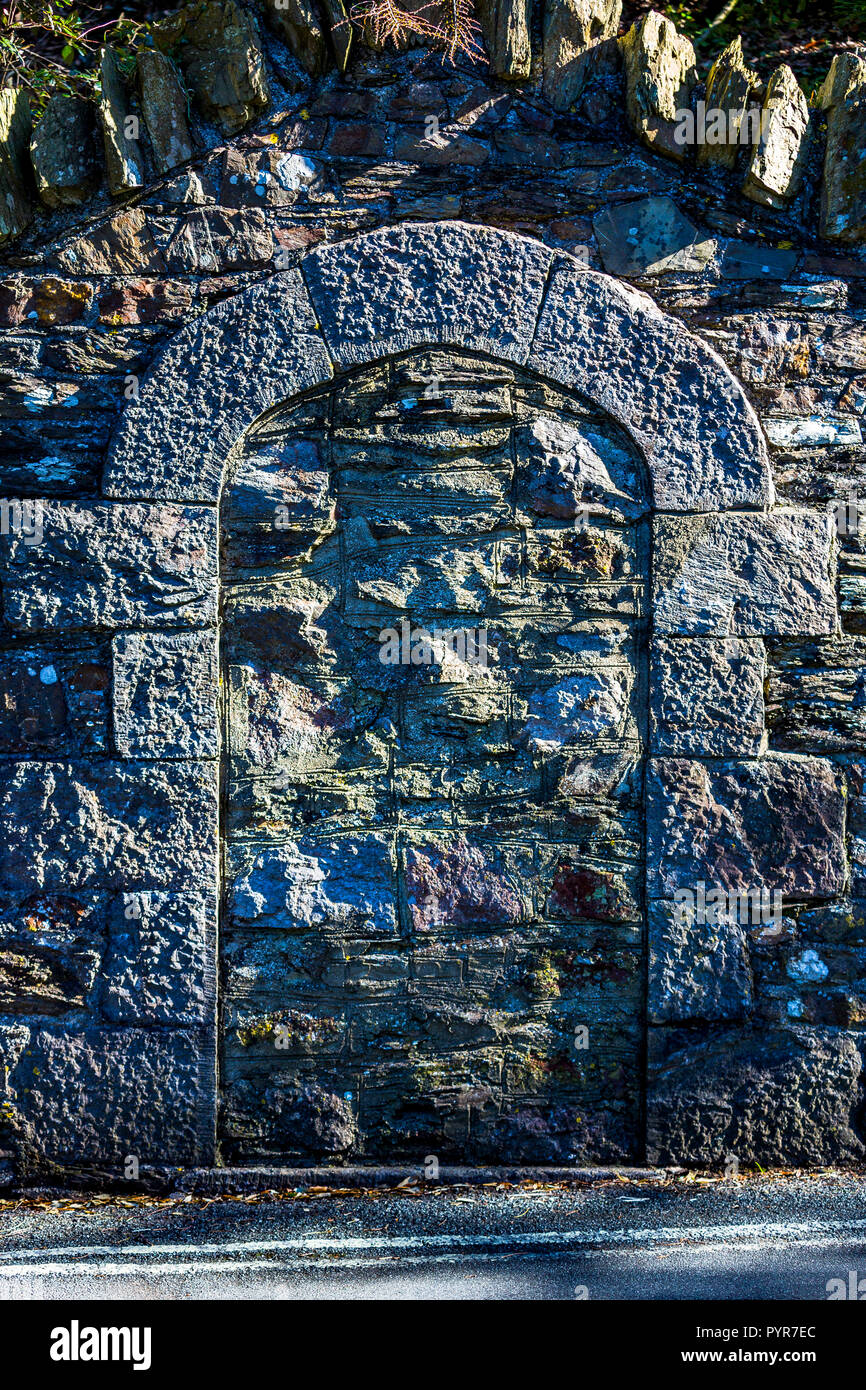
[647,1026,864,1165]
[528,259,771,512]
[620,11,697,163]
[646,756,846,900]
[0,761,217,891]
[113,630,218,758]
[229,835,397,933]
[8,1024,214,1164]
[104,272,332,501]
[650,637,765,756]
[743,65,810,209]
[648,900,752,1024]
[652,510,836,635]
[303,221,554,369]
[0,502,218,631]
[101,891,216,1028]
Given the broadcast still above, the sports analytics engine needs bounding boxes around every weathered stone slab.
[819,52,866,245]
[98,46,144,195]
[154,0,269,134]
[529,257,772,511]
[650,637,765,756]
[593,195,716,276]
[742,65,809,209]
[620,11,697,163]
[263,0,328,75]
[0,502,218,631]
[648,900,752,1023]
[0,761,217,890]
[304,221,554,370]
[647,1026,865,1165]
[104,272,332,501]
[113,630,218,758]
[0,88,32,244]
[542,0,621,113]
[697,36,762,170]
[476,0,532,80]
[101,891,215,1028]
[229,835,397,932]
[718,241,798,280]
[9,1025,214,1164]
[652,510,836,636]
[137,50,195,174]
[646,755,846,900]
[31,95,99,209]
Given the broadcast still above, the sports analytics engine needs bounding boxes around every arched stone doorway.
[95,221,840,1168]
[218,348,650,1162]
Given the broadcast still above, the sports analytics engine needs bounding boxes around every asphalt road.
[2,1173,866,1300]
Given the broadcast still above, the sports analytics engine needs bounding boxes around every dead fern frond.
[349,0,484,64]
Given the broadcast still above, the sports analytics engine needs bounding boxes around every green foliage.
[0,0,151,113]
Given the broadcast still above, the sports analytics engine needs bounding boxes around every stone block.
[647,1025,864,1165]
[648,899,752,1023]
[0,502,218,632]
[652,510,836,636]
[0,760,218,891]
[646,755,846,900]
[101,891,216,1028]
[8,1025,214,1164]
[229,835,398,933]
[650,637,765,756]
[113,630,219,758]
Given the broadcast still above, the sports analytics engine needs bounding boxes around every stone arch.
[105,221,772,512]
[100,222,842,1165]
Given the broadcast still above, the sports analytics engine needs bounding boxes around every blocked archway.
[5,221,839,1168]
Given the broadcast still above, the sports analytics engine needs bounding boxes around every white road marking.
[1,1216,866,1276]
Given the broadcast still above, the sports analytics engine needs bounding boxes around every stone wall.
[1,4,866,1180]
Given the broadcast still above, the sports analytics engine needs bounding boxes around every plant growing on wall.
[348,0,483,61]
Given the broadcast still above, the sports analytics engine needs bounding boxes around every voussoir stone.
[303,221,554,370]
[647,1026,865,1166]
[646,755,846,900]
[0,502,218,630]
[650,636,766,756]
[0,760,217,891]
[529,257,771,511]
[113,630,219,759]
[648,899,752,1024]
[652,510,836,636]
[9,1025,214,1164]
[104,271,332,501]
